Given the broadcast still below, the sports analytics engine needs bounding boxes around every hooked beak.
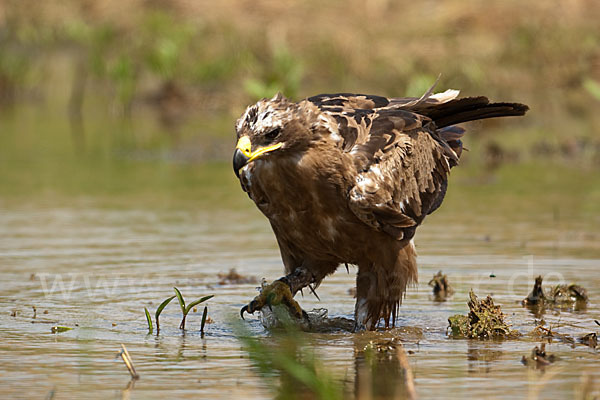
[233,148,249,178]
[233,136,283,178]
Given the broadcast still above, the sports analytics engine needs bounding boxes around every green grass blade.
[155,295,175,321]
[144,307,153,334]
[200,306,208,334]
[173,287,186,314]
[185,295,214,314]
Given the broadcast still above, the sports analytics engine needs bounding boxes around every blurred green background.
[1,0,599,207]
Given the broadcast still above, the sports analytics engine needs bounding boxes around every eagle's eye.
[264,127,281,141]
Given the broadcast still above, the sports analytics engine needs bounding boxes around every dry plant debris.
[522,275,588,311]
[118,344,139,380]
[530,323,575,346]
[218,268,258,285]
[521,343,556,369]
[428,270,454,301]
[448,290,519,339]
[579,332,598,349]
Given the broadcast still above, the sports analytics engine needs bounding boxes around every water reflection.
[466,341,503,374]
[354,337,417,400]
[245,327,421,400]
[121,378,136,400]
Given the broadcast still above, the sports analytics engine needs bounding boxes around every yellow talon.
[240,280,305,320]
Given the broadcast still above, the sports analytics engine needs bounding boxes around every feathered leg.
[354,273,375,331]
[353,241,418,331]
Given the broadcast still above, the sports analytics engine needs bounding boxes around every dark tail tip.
[433,98,529,128]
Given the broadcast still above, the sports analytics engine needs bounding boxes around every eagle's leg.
[240,267,313,321]
[353,270,377,331]
[353,242,418,332]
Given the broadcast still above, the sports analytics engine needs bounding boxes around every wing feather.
[311,95,452,241]
[305,91,523,241]
[347,115,451,241]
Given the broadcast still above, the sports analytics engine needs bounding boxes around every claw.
[240,280,306,322]
[308,284,320,301]
[240,305,249,320]
[241,300,258,320]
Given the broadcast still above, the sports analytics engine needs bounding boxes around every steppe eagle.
[233,87,528,330]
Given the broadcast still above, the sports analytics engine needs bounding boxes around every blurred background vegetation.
[1,0,599,204]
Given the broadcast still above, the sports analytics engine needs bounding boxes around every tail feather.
[412,96,529,128]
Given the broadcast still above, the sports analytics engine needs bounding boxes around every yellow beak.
[233,136,283,178]
[236,136,283,162]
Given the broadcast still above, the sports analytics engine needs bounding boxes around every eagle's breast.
[243,147,359,260]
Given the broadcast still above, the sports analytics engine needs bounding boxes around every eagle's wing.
[308,94,457,241]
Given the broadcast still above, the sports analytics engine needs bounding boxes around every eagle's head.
[233,93,316,178]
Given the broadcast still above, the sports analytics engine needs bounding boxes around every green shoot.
[186,295,214,315]
[144,307,153,334]
[174,287,186,315]
[200,306,208,337]
[173,287,213,330]
[155,295,175,334]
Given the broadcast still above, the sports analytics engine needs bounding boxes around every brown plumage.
[233,88,528,330]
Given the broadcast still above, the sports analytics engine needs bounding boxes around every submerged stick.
[119,344,140,380]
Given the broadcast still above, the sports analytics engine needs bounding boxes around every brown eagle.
[233,87,528,330]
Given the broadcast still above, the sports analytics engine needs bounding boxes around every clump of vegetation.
[448,290,519,339]
[143,289,213,334]
[522,275,588,312]
[521,343,556,369]
[217,268,257,285]
[428,270,454,301]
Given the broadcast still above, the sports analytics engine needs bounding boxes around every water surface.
[1,163,599,399]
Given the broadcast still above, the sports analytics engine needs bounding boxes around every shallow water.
[1,164,599,399]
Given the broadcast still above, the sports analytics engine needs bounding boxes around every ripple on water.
[0,206,599,399]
